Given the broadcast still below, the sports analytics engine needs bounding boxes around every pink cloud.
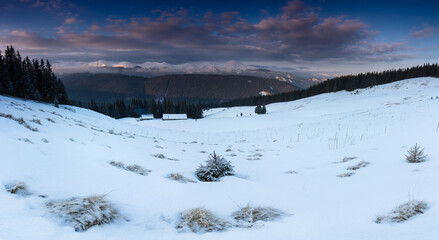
[88,25,100,32]
[411,26,438,39]
[0,1,409,63]
[64,17,77,25]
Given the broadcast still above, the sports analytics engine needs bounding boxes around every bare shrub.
[167,173,196,183]
[232,205,284,228]
[46,194,121,232]
[5,182,30,196]
[376,200,427,223]
[109,161,151,176]
[177,208,229,233]
[405,144,427,163]
[347,161,370,171]
[196,152,234,182]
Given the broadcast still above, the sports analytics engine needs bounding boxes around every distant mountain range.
[55,60,328,89]
[62,73,298,103]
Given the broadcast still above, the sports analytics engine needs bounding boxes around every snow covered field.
[1,77,438,240]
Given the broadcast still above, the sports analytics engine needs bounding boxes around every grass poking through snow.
[177,208,229,233]
[167,173,196,183]
[109,161,151,176]
[347,161,370,171]
[46,194,121,232]
[376,200,428,223]
[0,113,39,131]
[5,182,30,196]
[232,205,285,228]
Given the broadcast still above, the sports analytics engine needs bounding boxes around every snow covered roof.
[139,114,154,120]
[162,114,187,120]
[140,114,154,119]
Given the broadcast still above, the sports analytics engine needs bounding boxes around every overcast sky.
[1,0,438,75]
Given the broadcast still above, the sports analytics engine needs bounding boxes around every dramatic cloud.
[0,0,409,64]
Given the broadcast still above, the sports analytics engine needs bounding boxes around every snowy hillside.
[1,77,439,240]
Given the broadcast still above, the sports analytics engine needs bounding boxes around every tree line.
[221,63,439,107]
[0,46,68,104]
[70,98,204,119]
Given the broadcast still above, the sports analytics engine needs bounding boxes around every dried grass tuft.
[232,205,284,228]
[167,173,196,183]
[6,182,30,196]
[46,194,121,232]
[347,161,370,171]
[177,208,229,233]
[109,161,151,176]
[376,200,427,223]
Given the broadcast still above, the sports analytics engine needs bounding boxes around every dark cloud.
[0,0,409,64]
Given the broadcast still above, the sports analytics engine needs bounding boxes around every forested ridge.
[221,63,439,107]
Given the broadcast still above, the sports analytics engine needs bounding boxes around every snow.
[162,114,188,120]
[1,77,439,239]
[60,60,257,73]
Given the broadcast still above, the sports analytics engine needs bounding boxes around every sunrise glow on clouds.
[1,0,438,74]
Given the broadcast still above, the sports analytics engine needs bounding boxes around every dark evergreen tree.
[0,52,12,94]
[0,46,68,104]
[255,104,263,114]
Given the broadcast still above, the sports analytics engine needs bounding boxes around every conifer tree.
[255,104,263,114]
[0,52,12,94]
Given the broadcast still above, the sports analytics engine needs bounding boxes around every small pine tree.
[196,152,234,182]
[405,144,427,163]
[255,104,267,114]
[255,104,262,114]
[54,98,59,108]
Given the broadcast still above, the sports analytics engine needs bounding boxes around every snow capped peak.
[112,61,139,68]
[86,60,110,67]
[77,60,257,73]
[85,60,139,69]
[53,60,326,88]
